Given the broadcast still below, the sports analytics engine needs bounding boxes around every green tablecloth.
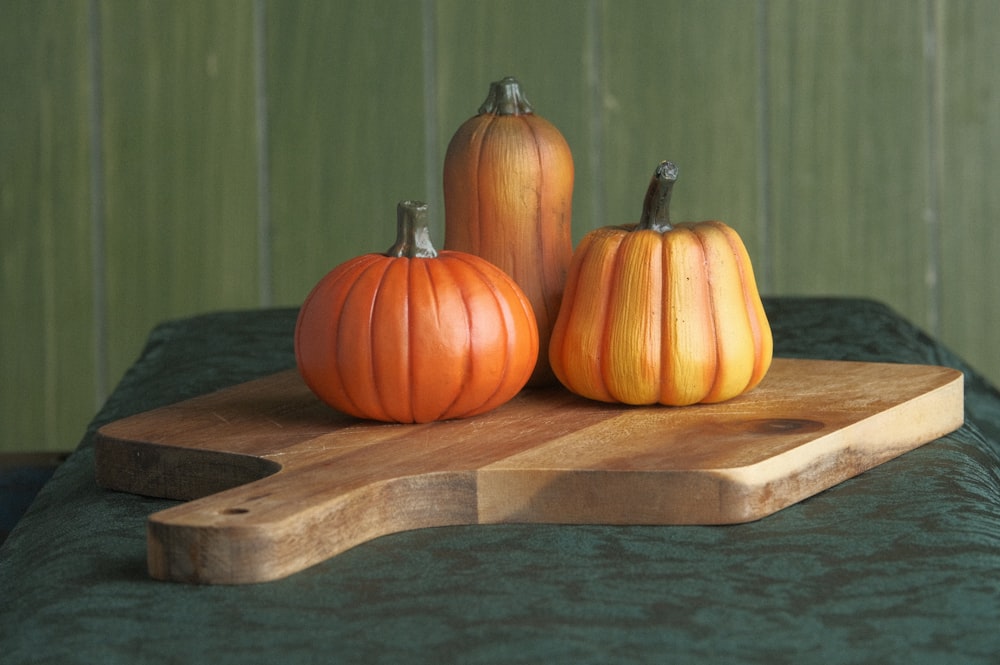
[3,298,1000,664]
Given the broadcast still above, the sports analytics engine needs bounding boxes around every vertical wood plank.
[433,0,594,239]
[266,0,428,305]
[0,1,95,451]
[599,0,766,246]
[599,0,762,224]
[764,0,931,326]
[938,0,1000,387]
[100,0,260,387]
[599,1,762,260]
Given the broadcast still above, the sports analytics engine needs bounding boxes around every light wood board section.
[94,358,964,584]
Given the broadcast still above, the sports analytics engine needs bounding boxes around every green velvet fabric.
[3,298,999,664]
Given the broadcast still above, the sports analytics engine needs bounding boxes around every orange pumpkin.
[443,76,574,387]
[295,201,539,423]
[548,162,772,406]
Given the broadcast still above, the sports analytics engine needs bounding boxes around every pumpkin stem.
[637,161,679,233]
[478,76,534,116]
[386,201,438,259]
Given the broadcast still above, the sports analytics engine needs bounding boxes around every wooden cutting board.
[94,358,964,585]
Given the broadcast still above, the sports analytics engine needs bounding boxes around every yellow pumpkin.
[548,161,772,406]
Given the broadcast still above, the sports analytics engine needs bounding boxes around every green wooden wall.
[3,0,999,453]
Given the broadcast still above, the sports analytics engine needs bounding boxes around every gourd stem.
[478,76,534,116]
[386,201,438,258]
[637,161,679,233]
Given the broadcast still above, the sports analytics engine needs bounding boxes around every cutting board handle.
[146,467,477,584]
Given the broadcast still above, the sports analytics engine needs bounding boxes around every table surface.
[3,297,1000,665]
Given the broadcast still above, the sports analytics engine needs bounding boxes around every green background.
[3,0,998,453]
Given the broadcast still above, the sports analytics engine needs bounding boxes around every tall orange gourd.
[443,76,574,386]
[549,162,772,406]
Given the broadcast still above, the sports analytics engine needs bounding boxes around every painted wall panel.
[938,0,1000,377]
[0,1,95,450]
[99,0,260,389]
[433,0,593,238]
[266,0,428,305]
[599,0,763,263]
[764,1,932,328]
[2,0,1000,453]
